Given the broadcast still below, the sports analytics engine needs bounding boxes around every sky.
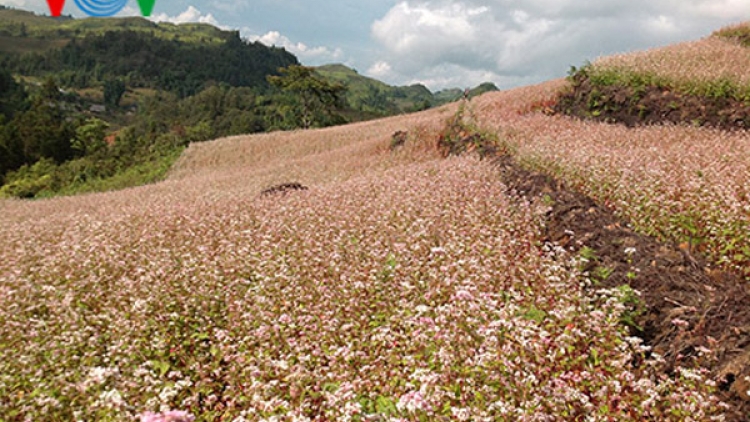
[4,0,750,91]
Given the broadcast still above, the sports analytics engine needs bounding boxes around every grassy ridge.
[713,21,750,47]
[570,64,750,102]
[0,8,227,54]
[590,35,750,99]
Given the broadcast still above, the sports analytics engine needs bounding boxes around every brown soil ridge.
[493,153,750,420]
[260,182,309,197]
[554,75,750,130]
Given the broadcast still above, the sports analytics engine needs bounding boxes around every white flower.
[415,305,430,314]
[454,289,474,301]
[97,389,125,409]
[451,407,471,421]
[397,391,430,412]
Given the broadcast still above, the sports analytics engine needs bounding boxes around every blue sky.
[5,0,750,90]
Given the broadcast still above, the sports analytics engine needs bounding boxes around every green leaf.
[192,332,210,341]
[151,360,170,377]
[322,382,339,393]
[520,306,547,323]
[376,395,397,415]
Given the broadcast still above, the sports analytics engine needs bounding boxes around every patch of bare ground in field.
[553,34,750,130]
[554,75,750,130]
[493,153,750,420]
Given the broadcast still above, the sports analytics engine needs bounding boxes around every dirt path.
[493,153,750,420]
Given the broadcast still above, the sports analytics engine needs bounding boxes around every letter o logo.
[72,0,127,17]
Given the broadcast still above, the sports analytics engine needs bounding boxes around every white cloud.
[3,0,28,7]
[208,0,248,13]
[148,6,223,27]
[371,2,488,63]
[645,15,679,36]
[247,30,344,64]
[679,0,750,20]
[367,61,395,79]
[369,0,750,90]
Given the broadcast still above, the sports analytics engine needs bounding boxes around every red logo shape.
[46,0,66,16]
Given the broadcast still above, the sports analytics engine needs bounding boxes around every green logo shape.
[136,0,156,16]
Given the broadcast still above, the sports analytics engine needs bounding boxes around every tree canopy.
[268,65,347,129]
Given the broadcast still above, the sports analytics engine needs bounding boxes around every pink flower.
[671,318,689,328]
[397,391,431,412]
[454,290,474,301]
[139,410,195,422]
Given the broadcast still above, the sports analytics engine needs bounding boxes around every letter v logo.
[46,0,65,16]
[137,0,156,16]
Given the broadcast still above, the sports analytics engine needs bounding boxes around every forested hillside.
[0,6,298,97]
[2,30,298,97]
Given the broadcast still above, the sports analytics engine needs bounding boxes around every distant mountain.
[0,7,229,52]
[0,7,298,97]
[433,83,500,103]
[315,64,433,116]
[316,64,499,116]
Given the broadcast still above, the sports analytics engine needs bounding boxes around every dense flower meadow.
[0,148,726,420]
[474,81,750,277]
[593,36,750,94]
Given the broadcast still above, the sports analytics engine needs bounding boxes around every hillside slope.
[1,22,749,421]
[0,91,731,420]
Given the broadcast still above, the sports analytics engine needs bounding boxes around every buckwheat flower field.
[474,81,750,277]
[0,102,727,420]
[594,36,750,90]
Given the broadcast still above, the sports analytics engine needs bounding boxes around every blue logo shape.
[73,0,127,17]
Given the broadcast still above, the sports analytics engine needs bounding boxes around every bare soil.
[554,75,750,130]
[260,182,309,197]
[493,153,750,420]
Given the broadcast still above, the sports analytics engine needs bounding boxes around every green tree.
[0,68,28,120]
[0,123,24,184]
[267,65,347,129]
[71,117,109,156]
[39,77,62,102]
[103,78,126,108]
[360,84,391,113]
[14,78,74,164]
[0,157,60,198]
